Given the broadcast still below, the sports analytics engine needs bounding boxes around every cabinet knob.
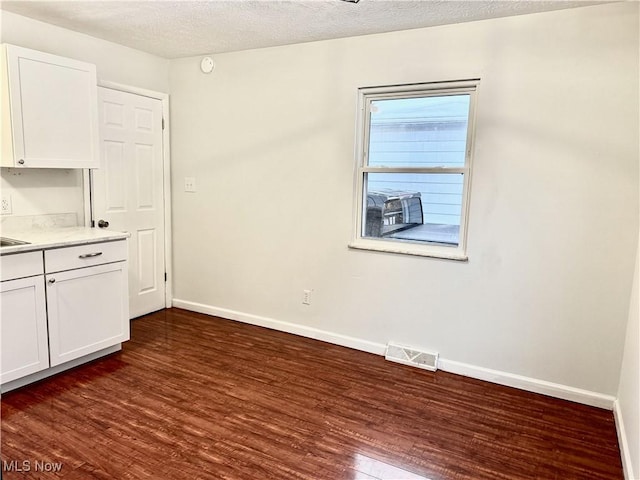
[97,219,109,228]
[48,278,56,284]
[18,159,25,165]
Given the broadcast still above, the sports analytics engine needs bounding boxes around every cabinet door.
[46,262,129,367]
[0,276,49,384]
[4,44,99,168]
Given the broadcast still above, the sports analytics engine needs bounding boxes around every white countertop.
[0,227,130,255]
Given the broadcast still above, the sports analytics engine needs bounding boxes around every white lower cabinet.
[0,275,49,383]
[0,239,129,389]
[46,261,129,367]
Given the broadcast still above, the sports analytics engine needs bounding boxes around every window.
[350,80,479,260]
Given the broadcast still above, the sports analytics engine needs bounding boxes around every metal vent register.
[385,343,439,371]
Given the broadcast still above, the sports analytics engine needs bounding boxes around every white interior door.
[93,87,165,319]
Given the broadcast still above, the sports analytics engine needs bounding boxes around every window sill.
[348,239,468,261]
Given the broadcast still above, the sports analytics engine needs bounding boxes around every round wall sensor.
[200,56,215,74]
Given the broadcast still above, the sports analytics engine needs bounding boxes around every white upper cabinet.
[1,44,100,169]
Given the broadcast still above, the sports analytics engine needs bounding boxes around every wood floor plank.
[1,308,623,479]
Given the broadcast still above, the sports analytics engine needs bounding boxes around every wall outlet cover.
[184,177,196,193]
[1,195,12,215]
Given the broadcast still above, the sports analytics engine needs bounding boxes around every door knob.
[97,219,110,228]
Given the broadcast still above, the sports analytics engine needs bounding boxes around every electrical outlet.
[184,177,196,193]
[1,195,12,215]
[302,289,312,305]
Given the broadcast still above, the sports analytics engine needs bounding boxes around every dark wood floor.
[1,308,623,479]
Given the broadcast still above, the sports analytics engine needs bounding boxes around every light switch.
[184,177,196,193]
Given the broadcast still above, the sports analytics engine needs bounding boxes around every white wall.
[0,11,169,222]
[0,168,85,224]
[169,2,639,398]
[617,221,640,477]
[0,11,169,93]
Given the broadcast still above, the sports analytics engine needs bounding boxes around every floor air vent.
[385,343,439,371]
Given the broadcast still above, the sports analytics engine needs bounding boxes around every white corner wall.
[616,220,640,477]
[0,11,169,221]
[169,3,639,399]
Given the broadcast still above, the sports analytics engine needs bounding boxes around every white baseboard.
[438,359,615,410]
[172,299,386,355]
[614,399,636,480]
[172,299,616,410]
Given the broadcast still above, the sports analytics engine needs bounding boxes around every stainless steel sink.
[0,237,30,247]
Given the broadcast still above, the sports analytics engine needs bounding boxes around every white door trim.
[86,80,173,310]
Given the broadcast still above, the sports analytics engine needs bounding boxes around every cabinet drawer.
[0,251,43,281]
[45,240,127,273]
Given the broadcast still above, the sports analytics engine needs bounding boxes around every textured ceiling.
[1,0,609,59]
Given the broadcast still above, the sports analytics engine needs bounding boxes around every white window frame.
[349,80,479,260]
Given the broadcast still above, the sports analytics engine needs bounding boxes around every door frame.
[83,81,173,310]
